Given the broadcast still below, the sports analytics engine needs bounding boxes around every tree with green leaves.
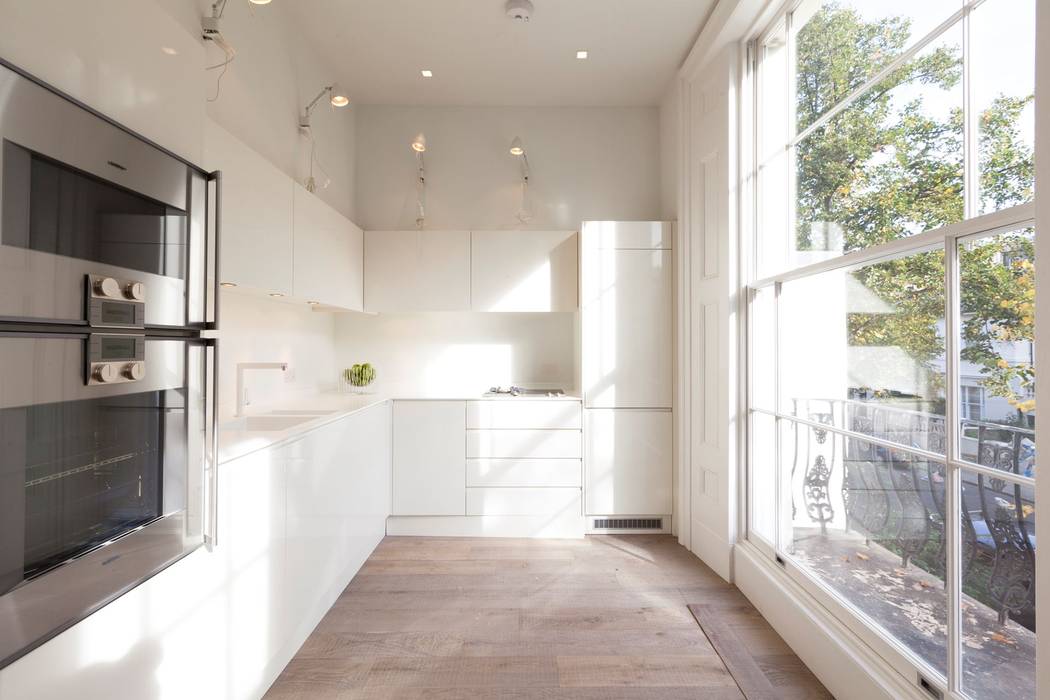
[795,3,1035,418]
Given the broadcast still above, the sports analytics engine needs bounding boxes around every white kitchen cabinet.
[467,487,581,516]
[292,184,364,311]
[466,429,581,459]
[582,246,673,408]
[364,230,471,311]
[582,220,673,250]
[470,230,578,311]
[466,458,581,487]
[204,120,294,295]
[585,409,672,515]
[392,401,466,515]
[284,403,390,638]
[466,400,581,430]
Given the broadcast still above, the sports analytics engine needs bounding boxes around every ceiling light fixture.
[306,300,320,305]
[219,281,237,288]
[421,69,434,78]
[269,292,285,298]
[248,0,272,4]
[412,134,427,228]
[576,50,588,59]
[299,83,350,130]
[162,46,179,56]
[509,137,531,223]
[505,0,534,22]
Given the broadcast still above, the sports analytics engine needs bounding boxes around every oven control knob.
[94,277,121,299]
[123,282,145,301]
[123,362,145,381]
[92,364,117,384]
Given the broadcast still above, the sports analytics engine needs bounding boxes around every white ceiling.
[291,0,716,107]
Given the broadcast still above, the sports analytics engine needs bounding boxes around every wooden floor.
[265,535,830,699]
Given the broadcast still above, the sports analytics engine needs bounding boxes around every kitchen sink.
[228,415,319,432]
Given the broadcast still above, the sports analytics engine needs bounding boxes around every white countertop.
[218,390,582,465]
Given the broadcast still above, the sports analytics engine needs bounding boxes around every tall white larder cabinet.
[582,221,673,521]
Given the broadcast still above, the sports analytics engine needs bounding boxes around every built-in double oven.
[0,60,219,668]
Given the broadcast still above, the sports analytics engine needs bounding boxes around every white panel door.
[582,248,673,408]
[585,409,672,515]
[364,230,471,311]
[292,184,363,311]
[392,401,466,515]
[470,230,578,311]
[203,120,293,295]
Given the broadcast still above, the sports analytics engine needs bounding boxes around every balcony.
[779,399,1035,699]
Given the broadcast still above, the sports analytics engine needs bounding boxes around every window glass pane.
[752,286,776,410]
[794,0,962,134]
[750,412,777,545]
[783,418,948,677]
[796,24,963,258]
[959,468,1035,698]
[972,0,1035,215]
[958,228,1035,475]
[756,18,795,277]
[780,249,946,454]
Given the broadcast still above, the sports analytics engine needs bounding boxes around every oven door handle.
[204,338,220,550]
[206,169,222,332]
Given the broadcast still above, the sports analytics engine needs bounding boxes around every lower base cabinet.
[584,409,672,516]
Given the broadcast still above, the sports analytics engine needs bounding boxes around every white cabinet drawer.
[466,400,582,430]
[466,487,581,516]
[466,459,581,487]
[466,429,582,459]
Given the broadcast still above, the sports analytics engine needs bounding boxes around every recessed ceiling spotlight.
[421,69,434,78]
[161,46,178,56]
[269,292,285,298]
[576,50,588,59]
[248,0,272,4]
[219,281,237,288]
[306,300,320,305]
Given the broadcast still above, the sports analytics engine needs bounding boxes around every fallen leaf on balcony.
[856,552,870,561]
[894,568,908,576]
[912,583,924,591]
[919,581,931,588]
[989,632,1016,645]
[842,556,850,563]
[963,639,984,650]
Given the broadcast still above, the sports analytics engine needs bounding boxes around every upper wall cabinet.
[470,231,578,312]
[293,184,364,311]
[204,120,294,296]
[364,230,471,312]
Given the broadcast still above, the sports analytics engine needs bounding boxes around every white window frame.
[743,1,1037,697]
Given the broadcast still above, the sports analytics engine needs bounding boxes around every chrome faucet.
[235,362,288,416]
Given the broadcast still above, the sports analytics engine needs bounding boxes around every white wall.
[354,105,661,231]
[335,312,576,397]
[659,80,681,221]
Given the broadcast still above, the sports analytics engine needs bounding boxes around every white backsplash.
[335,311,577,397]
[218,290,338,420]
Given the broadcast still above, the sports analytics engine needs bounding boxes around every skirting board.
[690,518,733,582]
[734,543,930,700]
[386,513,586,538]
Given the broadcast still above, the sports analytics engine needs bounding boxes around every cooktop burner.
[486,386,566,397]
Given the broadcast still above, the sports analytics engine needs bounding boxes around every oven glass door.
[0,333,208,668]
[0,63,209,329]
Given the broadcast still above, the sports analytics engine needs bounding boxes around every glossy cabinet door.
[584,409,673,515]
[392,401,466,515]
[292,184,364,311]
[582,247,673,408]
[470,230,578,311]
[284,403,390,640]
[364,230,471,311]
[203,120,294,295]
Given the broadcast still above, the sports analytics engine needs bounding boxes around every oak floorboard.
[265,535,826,700]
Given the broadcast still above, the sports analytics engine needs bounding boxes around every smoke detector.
[505,0,534,23]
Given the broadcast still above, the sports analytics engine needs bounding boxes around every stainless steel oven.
[0,60,219,669]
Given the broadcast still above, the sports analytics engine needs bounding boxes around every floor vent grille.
[593,518,663,530]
